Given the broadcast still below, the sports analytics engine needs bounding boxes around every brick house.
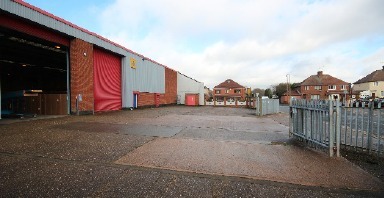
[213,79,246,103]
[353,66,384,99]
[280,85,302,104]
[300,71,351,101]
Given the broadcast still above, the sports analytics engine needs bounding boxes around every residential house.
[213,79,246,103]
[353,66,384,99]
[280,85,302,104]
[300,71,351,101]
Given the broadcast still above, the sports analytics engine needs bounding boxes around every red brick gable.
[214,79,245,89]
[354,67,384,84]
[301,71,349,86]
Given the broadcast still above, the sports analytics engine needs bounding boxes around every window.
[234,89,241,94]
[215,90,220,94]
[374,81,379,86]
[314,86,322,90]
[328,85,336,90]
[310,95,320,100]
[304,86,310,90]
[341,85,346,90]
[381,91,384,97]
[225,89,230,94]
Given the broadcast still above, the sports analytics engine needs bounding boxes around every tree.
[271,83,290,98]
[271,82,300,98]
[252,88,265,97]
[264,88,272,98]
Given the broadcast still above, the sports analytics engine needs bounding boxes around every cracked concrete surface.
[1,106,383,197]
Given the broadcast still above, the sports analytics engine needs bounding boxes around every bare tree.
[252,88,265,97]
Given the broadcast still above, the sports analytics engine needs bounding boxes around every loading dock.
[0,27,69,118]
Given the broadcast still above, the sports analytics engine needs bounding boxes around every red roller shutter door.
[93,48,122,112]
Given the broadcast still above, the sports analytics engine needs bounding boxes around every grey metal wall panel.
[122,55,165,108]
[177,73,204,105]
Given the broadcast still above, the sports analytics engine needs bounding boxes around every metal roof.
[1,0,176,72]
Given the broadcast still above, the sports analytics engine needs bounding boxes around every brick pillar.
[70,38,94,114]
[163,68,177,105]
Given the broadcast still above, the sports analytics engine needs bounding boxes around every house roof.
[301,71,349,86]
[282,86,301,96]
[214,79,245,89]
[354,66,384,84]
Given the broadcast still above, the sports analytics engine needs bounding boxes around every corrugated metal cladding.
[93,48,122,112]
[0,14,70,46]
[122,55,165,108]
[1,0,128,57]
[177,73,205,105]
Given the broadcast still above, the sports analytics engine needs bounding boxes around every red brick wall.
[300,85,350,100]
[162,68,177,105]
[138,93,155,107]
[137,68,177,108]
[213,88,246,101]
[70,38,94,113]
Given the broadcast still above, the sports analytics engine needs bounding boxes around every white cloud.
[96,0,384,89]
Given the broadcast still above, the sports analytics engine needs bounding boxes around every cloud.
[96,0,384,89]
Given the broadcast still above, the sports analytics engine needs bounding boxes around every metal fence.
[256,98,279,116]
[341,106,383,156]
[290,99,384,157]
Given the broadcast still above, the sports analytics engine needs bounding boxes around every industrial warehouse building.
[0,0,204,119]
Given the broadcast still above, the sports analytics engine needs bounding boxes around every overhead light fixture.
[22,64,27,67]
[8,36,65,53]
[0,59,15,64]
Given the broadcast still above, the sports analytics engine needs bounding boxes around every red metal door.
[93,48,122,112]
[186,95,195,106]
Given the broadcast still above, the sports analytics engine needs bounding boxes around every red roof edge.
[12,0,176,72]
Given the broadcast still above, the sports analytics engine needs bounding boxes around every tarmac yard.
[0,106,383,197]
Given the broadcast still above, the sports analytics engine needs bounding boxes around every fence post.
[368,101,374,153]
[256,96,260,116]
[289,98,292,137]
[329,100,334,157]
[336,100,341,157]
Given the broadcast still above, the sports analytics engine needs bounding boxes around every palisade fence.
[255,98,279,116]
[290,99,384,157]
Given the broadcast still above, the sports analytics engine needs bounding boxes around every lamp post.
[286,74,290,104]
[343,90,348,106]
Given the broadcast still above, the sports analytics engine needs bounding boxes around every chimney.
[317,71,323,76]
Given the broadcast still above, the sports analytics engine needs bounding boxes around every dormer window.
[227,80,230,83]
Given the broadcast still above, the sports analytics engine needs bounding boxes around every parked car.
[352,99,368,107]
[352,98,384,108]
[373,98,384,108]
